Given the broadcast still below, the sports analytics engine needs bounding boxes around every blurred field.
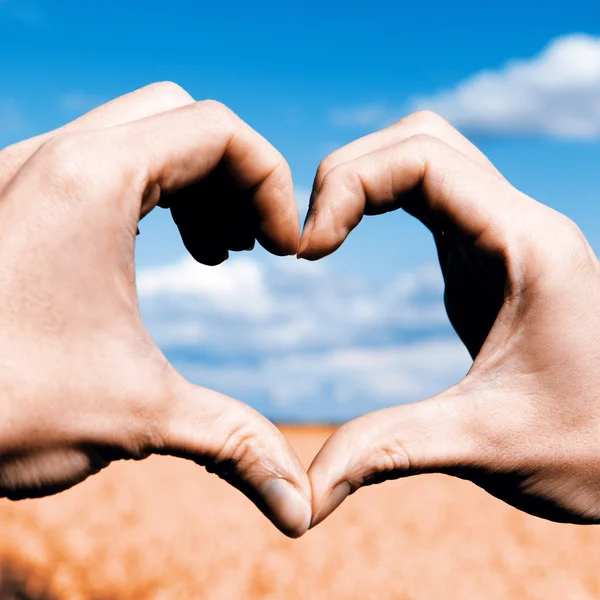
[1,426,600,599]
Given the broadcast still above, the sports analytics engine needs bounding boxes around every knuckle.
[543,210,590,259]
[350,441,411,490]
[315,154,338,186]
[401,133,444,160]
[213,416,265,478]
[377,443,411,473]
[337,417,412,490]
[556,213,587,243]
[516,205,596,287]
[320,162,362,206]
[193,100,237,135]
[36,130,134,200]
[197,99,234,120]
[322,160,351,186]
[553,215,595,267]
[39,132,84,165]
[402,109,449,131]
[146,81,193,105]
[36,132,95,189]
[405,132,439,147]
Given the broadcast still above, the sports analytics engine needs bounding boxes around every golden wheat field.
[1,426,600,599]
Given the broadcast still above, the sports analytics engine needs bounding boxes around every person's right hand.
[299,111,600,527]
[0,83,311,538]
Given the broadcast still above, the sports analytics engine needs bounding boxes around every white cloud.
[138,256,272,317]
[137,255,470,421]
[415,34,600,139]
[175,339,468,421]
[139,255,448,352]
[331,34,600,139]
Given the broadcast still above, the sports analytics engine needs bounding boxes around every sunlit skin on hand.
[3,83,600,539]
[300,110,600,527]
[0,83,311,538]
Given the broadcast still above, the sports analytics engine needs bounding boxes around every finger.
[308,390,486,528]
[216,190,258,252]
[15,101,299,256]
[0,81,194,191]
[297,134,535,261]
[168,182,231,266]
[70,100,298,256]
[168,172,257,266]
[160,377,312,538]
[222,197,258,252]
[0,447,108,500]
[139,101,298,255]
[312,111,502,194]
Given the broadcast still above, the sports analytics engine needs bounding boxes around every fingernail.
[297,215,315,258]
[262,478,311,538]
[310,481,351,529]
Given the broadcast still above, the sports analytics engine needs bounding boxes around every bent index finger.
[0,82,194,192]
[312,110,503,194]
[298,135,529,261]
[116,101,299,256]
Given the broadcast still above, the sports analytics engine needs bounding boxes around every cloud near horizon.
[331,34,600,140]
[137,254,470,422]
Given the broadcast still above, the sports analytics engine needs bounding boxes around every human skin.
[0,83,312,538]
[300,110,600,527]
[3,85,600,538]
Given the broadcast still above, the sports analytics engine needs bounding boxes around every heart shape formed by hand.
[1,83,600,539]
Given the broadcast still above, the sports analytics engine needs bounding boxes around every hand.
[300,110,600,527]
[0,83,311,538]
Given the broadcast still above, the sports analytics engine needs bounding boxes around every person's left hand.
[299,110,600,528]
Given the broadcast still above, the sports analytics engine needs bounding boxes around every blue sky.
[2,0,600,421]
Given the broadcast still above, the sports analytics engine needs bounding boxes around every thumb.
[156,374,312,538]
[308,388,487,528]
